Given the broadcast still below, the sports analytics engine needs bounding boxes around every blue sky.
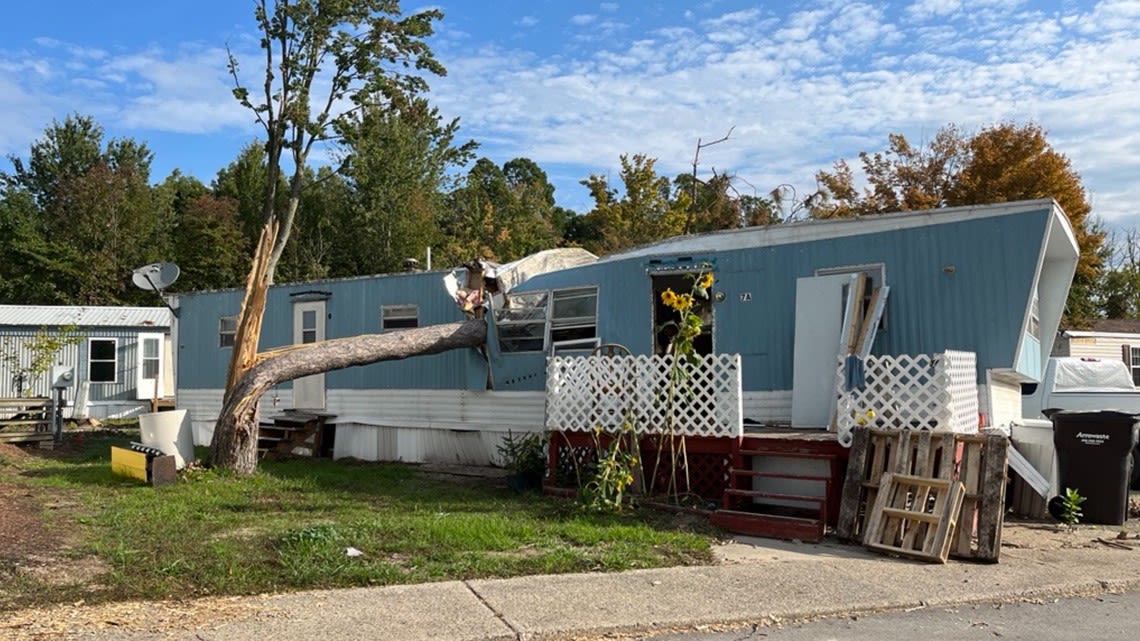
[2,1,1139,230]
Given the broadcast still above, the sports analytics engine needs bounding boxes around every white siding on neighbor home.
[1053,332,1136,362]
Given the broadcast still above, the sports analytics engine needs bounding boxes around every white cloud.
[516,16,538,28]
[429,0,1140,221]
[570,14,597,26]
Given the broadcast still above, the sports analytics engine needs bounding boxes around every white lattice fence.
[546,353,743,437]
[836,350,979,448]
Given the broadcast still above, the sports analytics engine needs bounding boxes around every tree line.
[0,3,1125,330]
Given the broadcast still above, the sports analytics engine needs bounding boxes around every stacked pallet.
[837,427,1009,563]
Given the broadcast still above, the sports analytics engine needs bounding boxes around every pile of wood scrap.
[837,427,1009,563]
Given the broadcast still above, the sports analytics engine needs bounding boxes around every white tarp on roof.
[1051,357,1136,392]
[484,247,597,293]
[0,305,172,328]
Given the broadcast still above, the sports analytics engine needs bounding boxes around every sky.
[2,0,1139,230]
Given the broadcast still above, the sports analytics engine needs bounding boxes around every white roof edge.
[597,198,1060,263]
[1063,330,1140,340]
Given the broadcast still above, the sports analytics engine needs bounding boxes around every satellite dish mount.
[132,262,180,315]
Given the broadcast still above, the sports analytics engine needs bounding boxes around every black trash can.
[1050,410,1139,525]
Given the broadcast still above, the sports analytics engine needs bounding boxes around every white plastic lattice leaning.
[545,353,743,438]
[835,350,979,448]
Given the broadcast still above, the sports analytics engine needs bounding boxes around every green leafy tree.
[213,0,453,475]
[212,142,284,254]
[442,157,562,264]
[337,96,477,274]
[0,114,161,305]
[173,194,248,292]
[226,0,445,283]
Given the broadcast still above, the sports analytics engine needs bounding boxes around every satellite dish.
[132,263,180,292]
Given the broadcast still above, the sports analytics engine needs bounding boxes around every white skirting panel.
[177,388,293,446]
[741,390,793,425]
[177,387,546,463]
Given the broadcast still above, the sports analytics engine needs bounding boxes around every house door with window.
[292,301,326,409]
[136,333,165,400]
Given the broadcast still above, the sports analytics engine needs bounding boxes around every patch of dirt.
[0,446,111,608]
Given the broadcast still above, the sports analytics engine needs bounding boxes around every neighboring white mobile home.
[0,305,174,418]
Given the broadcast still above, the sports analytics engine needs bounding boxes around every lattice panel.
[836,352,979,448]
[941,350,979,435]
[546,354,743,437]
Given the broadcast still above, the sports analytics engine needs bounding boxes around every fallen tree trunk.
[207,319,487,475]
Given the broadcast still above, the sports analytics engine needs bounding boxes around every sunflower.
[698,272,714,290]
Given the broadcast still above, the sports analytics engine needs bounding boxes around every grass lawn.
[0,432,717,610]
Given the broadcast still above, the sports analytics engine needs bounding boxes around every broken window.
[497,291,549,352]
[815,263,887,330]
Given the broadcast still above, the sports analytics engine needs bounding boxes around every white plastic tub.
[139,409,195,470]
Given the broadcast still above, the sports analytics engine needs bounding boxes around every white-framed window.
[1131,347,1140,386]
[550,287,598,344]
[219,316,237,348]
[382,304,419,330]
[141,337,160,380]
[496,287,599,353]
[88,338,118,384]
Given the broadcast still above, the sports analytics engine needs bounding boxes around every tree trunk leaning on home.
[207,320,488,475]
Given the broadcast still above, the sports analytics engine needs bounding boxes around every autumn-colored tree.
[947,123,1103,325]
[809,122,1102,326]
[810,127,965,218]
[576,154,689,255]
[674,172,742,232]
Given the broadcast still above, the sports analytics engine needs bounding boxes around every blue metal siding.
[175,272,487,390]
[510,208,1050,389]
[1017,333,1042,378]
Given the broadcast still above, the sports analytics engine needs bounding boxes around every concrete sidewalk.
[9,526,1140,641]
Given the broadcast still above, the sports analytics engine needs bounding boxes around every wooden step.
[728,469,832,482]
[710,509,825,542]
[723,488,827,504]
[738,449,837,460]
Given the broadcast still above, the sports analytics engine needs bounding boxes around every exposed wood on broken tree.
[208,319,487,474]
[209,219,489,475]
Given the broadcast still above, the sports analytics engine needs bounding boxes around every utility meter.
[51,365,75,389]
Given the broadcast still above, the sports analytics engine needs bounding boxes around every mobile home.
[0,305,174,418]
[173,199,1077,462]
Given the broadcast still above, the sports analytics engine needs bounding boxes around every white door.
[791,274,856,428]
[292,301,326,409]
[136,333,164,400]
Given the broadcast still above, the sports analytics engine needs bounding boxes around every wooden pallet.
[837,427,1008,562]
[864,473,964,563]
